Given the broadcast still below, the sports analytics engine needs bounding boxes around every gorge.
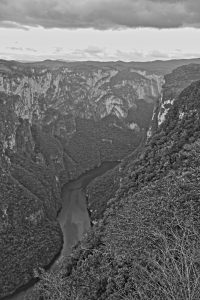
[1,59,200,299]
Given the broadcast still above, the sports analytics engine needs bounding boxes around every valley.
[1,59,200,299]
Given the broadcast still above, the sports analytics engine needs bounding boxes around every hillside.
[34,80,200,299]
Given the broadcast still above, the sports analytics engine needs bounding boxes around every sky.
[0,0,200,62]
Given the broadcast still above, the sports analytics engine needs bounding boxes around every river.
[58,161,118,257]
[4,161,119,300]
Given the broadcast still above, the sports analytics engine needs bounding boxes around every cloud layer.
[0,0,200,29]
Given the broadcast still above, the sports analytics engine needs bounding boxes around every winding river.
[58,161,118,257]
[5,161,119,300]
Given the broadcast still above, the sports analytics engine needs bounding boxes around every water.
[58,161,118,257]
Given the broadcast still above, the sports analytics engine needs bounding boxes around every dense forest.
[32,80,200,299]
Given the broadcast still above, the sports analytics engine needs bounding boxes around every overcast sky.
[0,0,200,61]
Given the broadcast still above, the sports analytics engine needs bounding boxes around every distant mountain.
[1,57,200,74]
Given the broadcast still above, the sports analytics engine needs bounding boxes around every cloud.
[65,47,107,60]
[1,47,200,62]
[111,49,171,61]
[25,47,37,52]
[7,46,24,51]
[54,47,63,53]
[0,0,200,29]
[0,21,29,30]
[7,46,37,52]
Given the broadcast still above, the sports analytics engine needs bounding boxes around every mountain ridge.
[1,57,200,75]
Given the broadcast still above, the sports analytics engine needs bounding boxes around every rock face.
[0,62,163,123]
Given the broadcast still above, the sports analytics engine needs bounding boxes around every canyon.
[1,59,200,298]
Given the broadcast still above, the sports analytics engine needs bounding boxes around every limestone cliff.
[0,63,163,124]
